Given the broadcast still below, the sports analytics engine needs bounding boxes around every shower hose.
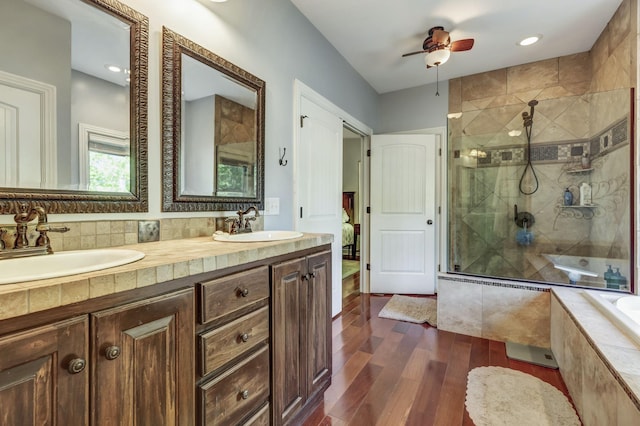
[518,114,539,195]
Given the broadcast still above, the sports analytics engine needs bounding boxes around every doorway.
[294,79,372,317]
[341,126,363,303]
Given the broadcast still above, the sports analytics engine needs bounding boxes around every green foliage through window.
[89,152,130,192]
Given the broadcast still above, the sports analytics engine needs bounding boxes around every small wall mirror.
[161,27,265,212]
[0,0,149,213]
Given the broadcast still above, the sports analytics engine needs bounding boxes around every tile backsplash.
[0,216,264,251]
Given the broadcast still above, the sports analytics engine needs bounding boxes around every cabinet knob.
[238,287,249,297]
[240,390,250,400]
[104,345,121,360]
[303,271,316,281]
[240,333,250,343]
[67,357,86,374]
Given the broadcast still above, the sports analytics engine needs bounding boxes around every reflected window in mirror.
[162,27,265,212]
[0,0,148,213]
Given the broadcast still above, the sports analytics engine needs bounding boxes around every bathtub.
[583,291,640,346]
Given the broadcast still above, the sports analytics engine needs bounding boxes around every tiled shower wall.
[447,0,637,285]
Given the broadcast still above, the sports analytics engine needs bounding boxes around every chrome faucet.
[0,204,70,259]
[225,206,260,234]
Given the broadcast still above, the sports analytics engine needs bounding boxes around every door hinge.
[300,207,303,218]
[367,149,371,157]
[300,115,308,128]
[366,206,371,214]
[366,263,371,271]
[439,148,442,156]
[438,206,441,214]
[438,264,441,272]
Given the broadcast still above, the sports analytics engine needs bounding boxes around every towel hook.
[279,147,288,166]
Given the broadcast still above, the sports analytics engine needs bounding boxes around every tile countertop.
[0,233,333,321]
[552,287,640,406]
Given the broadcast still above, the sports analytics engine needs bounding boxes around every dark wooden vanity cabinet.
[196,266,271,425]
[0,243,332,426]
[0,287,194,426]
[0,316,89,425]
[91,288,194,426]
[272,250,332,425]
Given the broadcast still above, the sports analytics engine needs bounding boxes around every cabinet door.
[91,288,194,426]
[271,257,307,425]
[0,316,89,426]
[306,250,332,398]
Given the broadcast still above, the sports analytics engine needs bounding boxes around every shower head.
[526,99,538,121]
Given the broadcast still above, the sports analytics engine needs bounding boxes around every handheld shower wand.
[519,99,539,195]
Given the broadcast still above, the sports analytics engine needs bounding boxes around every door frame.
[293,79,372,314]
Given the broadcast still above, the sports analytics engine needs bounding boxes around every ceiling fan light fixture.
[518,35,541,46]
[425,48,450,67]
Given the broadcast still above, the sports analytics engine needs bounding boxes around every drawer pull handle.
[240,333,250,342]
[237,287,249,297]
[68,358,86,374]
[105,345,121,360]
[240,390,250,400]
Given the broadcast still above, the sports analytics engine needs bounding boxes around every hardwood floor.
[303,289,574,426]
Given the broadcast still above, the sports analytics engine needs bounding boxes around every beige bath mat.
[465,366,580,426]
[378,295,437,326]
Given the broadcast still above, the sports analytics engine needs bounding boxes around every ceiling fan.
[402,26,474,68]
[402,26,474,96]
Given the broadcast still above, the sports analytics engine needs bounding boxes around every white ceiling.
[291,0,624,94]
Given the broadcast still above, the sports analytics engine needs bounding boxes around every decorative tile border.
[474,117,628,168]
[438,273,551,293]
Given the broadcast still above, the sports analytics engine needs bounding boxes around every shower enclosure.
[447,88,633,291]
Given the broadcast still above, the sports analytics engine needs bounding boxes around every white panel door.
[370,134,437,294]
[296,96,343,316]
[0,85,42,188]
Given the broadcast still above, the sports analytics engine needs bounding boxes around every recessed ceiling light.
[447,112,462,119]
[518,35,541,46]
[508,130,522,137]
[106,64,122,73]
[210,0,228,2]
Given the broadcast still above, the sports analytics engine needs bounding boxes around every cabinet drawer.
[200,345,270,425]
[200,266,269,325]
[200,306,269,376]
[243,403,269,425]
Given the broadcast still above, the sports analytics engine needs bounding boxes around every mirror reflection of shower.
[519,99,539,195]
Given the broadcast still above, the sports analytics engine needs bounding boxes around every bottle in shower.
[563,188,573,206]
[579,182,592,206]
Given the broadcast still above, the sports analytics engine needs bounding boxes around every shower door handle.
[427,220,433,225]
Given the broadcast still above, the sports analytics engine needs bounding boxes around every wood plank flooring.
[303,287,575,426]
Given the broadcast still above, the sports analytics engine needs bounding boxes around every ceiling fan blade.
[402,50,427,57]
[432,29,449,45]
[450,38,475,52]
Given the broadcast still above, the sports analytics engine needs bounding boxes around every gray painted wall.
[122,0,379,228]
[377,82,449,133]
[1,0,72,185]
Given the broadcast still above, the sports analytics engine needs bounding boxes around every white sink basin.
[0,249,145,285]
[213,230,303,243]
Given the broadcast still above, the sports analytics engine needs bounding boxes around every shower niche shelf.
[566,167,593,174]
[559,204,597,209]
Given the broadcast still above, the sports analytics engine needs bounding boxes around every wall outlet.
[138,220,160,243]
[264,197,280,216]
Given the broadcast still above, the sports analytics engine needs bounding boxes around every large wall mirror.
[0,0,148,213]
[161,27,265,212]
